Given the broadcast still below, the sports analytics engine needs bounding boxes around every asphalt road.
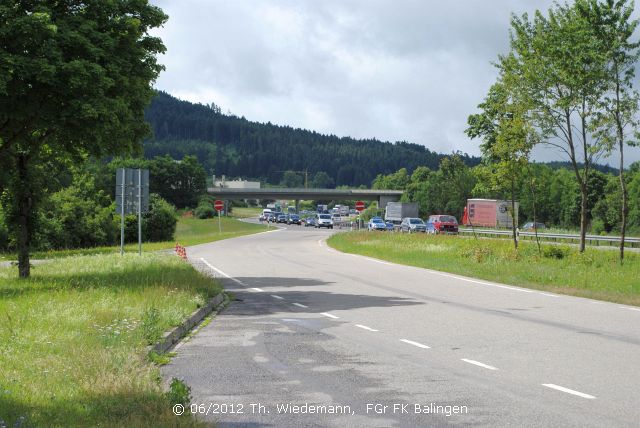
[163,222,640,427]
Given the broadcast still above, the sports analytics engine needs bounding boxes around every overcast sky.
[150,0,640,165]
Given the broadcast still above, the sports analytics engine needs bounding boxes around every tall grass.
[328,232,640,306]
[0,253,217,427]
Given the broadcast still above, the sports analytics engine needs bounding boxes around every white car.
[315,213,334,229]
[260,208,272,221]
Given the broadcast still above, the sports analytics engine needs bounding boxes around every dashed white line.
[271,295,285,300]
[461,359,498,370]
[320,312,339,319]
[251,287,264,292]
[355,324,379,332]
[292,303,308,308]
[199,258,245,286]
[400,339,431,349]
[542,384,596,399]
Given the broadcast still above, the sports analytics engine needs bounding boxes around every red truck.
[463,199,519,228]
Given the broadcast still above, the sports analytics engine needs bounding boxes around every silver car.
[400,217,427,233]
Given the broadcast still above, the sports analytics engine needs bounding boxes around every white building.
[213,175,260,189]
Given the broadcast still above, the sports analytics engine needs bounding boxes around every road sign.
[116,168,149,256]
[214,200,224,212]
[355,201,365,212]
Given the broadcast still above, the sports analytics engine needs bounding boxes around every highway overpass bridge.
[206,187,404,209]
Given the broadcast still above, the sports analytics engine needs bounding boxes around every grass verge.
[327,231,640,306]
[15,216,266,260]
[0,253,219,427]
[229,207,262,218]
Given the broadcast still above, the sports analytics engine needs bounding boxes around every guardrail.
[458,228,640,248]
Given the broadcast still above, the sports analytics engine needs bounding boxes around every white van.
[260,209,272,221]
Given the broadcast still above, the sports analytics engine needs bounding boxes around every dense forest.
[143,91,480,186]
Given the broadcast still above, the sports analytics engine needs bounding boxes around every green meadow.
[328,231,640,306]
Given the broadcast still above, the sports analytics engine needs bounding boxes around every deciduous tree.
[0,1,167,277]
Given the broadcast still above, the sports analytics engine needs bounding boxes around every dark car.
[287,214,301,225]
[522,222,546,231]
[426,215,459,234]
[400,217,427,233]
[265,213,277,223]
[277,214,288,224]
[304,217,316,227]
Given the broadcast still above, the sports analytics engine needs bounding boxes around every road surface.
[163,223,640,427]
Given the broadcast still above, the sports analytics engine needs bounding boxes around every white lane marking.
[355,324,379,332]
[320,312,339,319]
[199,258,245,286]
[292,303,308,308]
[542,384,596,399]
[271,295,285,300]
[400,339,431,349]
[461,359,498,370]
[539,293,558,298]
[590,301,604,304]
[251,287,264,292]
[626,307,640,312]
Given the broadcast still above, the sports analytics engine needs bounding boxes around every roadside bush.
[542,245,570,259]
[120,194,177,243]
[166,378,192,407]
[141,307,162,345]
[37,181,117,249]
[0,208,9,250]
[144,194,177,242]
[194,202,215,219]
[591,218,605,235]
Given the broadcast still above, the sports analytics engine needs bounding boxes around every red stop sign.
[355,201,365,212]
[213,200,224,211]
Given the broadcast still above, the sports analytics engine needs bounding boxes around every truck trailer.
[384,202,419,223]
[464,199,518,228]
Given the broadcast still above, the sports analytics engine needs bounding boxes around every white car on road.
[315,213,334,229]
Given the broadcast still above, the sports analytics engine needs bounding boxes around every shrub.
[166,378,192,407]
[0,208,9,251]
[591,218,605,235]
[144,194,177,242]
[194,202,215,219]
[542,245,569,259]
[37,183,117,249]
[141,307,162,345]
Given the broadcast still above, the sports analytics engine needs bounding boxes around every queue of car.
[367,214,460,234]
[260,208,542,237]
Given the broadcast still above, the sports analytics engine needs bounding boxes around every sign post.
[116,168,149,255]
[214,200,224,234]
[355,201,365,230]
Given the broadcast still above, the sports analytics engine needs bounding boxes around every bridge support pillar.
[295,200,300,214]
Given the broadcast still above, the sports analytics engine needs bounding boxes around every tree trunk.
[619,139,628,263]
[511,178,518,250]
[528,167,542,257]
[579,183,587,253]
[16,155,32,278]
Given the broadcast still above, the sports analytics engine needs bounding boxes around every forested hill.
[143,91,480,187]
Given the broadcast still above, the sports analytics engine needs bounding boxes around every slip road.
[163,223,640,427]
